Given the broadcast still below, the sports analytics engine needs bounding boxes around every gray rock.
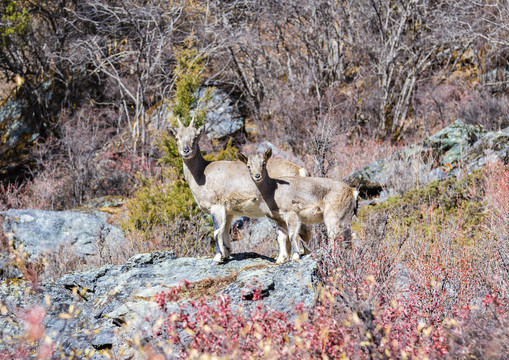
[0,252,23,279]
[462,126,509,171]
[0,209,125,259]
[0,250,319,359]
[198,88,244,139]
[345,120,509,198]
[245,218,278,246]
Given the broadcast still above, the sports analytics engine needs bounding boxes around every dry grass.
[167,263,270,301]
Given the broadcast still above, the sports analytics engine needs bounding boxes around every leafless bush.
[18,105,158,211]
[328,135,403,180]
[310,116,339,178]
[207,0,495,145]
[381,150,437,197]
[459,90,509,131]
[28,108,112,209]
[483,161,509,293]
[63,0,196,150]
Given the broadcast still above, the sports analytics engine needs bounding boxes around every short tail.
[299,168,309,177]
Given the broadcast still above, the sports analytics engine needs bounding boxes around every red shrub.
[151,208,508,359]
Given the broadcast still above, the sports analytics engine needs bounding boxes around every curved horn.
[189,115,196,128]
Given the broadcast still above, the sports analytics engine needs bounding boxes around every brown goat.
[239,148,358,260]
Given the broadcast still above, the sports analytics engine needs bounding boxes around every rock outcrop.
[345,120,509,198]
[198,87,244,139]
[0,251,318,358]
[1,209,124,260]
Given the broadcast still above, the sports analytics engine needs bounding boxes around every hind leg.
[299,225,311,255]
[341,225,353,249]
[223,214,233,255]
[286,213,304,260]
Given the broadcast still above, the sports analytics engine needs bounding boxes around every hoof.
[213,253,225,263]
[276,255,289,264]
[292,253,301,261]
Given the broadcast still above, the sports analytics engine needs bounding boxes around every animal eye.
[247,165,250,169]
[262,162,266,166]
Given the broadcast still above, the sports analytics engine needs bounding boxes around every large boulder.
[0,250,319,358]
[1,209,125,260]
[198,87,244,139]
[345,120,509,198]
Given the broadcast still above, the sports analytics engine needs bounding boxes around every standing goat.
[169,118,308,263]
[239,148,359,260]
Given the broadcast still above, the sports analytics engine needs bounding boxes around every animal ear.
[238,153,248,164]
[167,126,177,138]
[264,148,272,161]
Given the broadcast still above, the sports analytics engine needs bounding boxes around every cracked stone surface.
[0,251,319,358]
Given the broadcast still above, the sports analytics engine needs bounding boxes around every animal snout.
[183,146,190,154]
[254,173,262,180]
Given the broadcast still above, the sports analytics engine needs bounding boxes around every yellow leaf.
[15,74,24,87]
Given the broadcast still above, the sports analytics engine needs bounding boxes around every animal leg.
[211,206,230,262]
[341,225,353,250]
[223,214,233,257]
[299,225,311,255]
[286,214,303,261]
[274,220,291,264]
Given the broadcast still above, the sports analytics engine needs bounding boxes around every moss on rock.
[358,170,487,243]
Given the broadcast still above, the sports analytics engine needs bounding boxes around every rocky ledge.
[0,250,318,358]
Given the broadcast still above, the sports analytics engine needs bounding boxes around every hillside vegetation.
[0,0,508,359]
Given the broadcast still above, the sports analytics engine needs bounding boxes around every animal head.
[168,117,205,160]
[238,148,272,183]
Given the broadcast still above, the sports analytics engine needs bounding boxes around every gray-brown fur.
[239,148,359,259]
[169,118,308,263]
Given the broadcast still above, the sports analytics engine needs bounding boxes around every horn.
[189,115,196,128]
[176,117,184,129]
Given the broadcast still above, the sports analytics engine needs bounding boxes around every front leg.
[274,220,291,264]
[211,206,231,263]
